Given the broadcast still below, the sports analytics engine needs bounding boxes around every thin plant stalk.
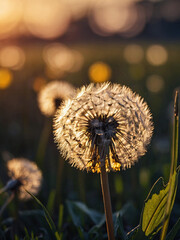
[56,157,64,204]
[160,91,179,240]
[0,186,8,195]
[36,118,51,168]
[100,165,115,240]
[0,193,14,217]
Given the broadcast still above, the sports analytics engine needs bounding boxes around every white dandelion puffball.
[54,82,153,173]
[38,80,75,117]
[7,158,42,200]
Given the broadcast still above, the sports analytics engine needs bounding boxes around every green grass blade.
[26,190,61,240]
[46,189,56,213]
[166,217,180,240]
[161,91,179,240]
[58,204,64,231]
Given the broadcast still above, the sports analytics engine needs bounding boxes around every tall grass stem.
[160,91,179,240]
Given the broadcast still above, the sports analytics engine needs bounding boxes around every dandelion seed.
[54,82,153,173]
[38,80,75,117]
[6,158,42,200]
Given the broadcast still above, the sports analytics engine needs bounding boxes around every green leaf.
[114,213,126,240]
[26,190,61,240]
[166,217,180,240]
[46,189,56,213]
[139,168,179,239]
[66,200,102,227]
[141,177,168,237]
[24,227,31,240]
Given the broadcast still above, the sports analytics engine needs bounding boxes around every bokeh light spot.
[0,68,13,89]
[0,0,22,39]
[24,0,71,39]
[124,44,144,64]
[43,43,83,77]
[0,45,25,70]
[146,45,168,66]
[88,61,111,83]
[146,74,165,93]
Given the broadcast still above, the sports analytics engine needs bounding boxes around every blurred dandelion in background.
[6,158,42,200]
[88,61,112,83]
[38,80,75,117]
[0,68,13,89]
[54,82,153,173]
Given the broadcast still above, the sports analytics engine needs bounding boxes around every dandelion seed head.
[7,158,42,200]
[38,80,75,117]
[54,83,153,173]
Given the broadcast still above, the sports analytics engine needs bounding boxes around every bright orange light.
[146,45,168,66]
[33,77,47,92]
[146,75,165,93]
[124,44,144,64]
[88,62,111,83]
[0,46,25,70]
[0,69,13,89]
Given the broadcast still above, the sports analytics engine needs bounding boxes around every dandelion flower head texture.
[7,158,42,200]
[38,80,75,116]
[54,83,153,173]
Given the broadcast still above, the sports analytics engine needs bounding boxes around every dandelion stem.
[36,118,51,168]
[0,193,14,217]
[0,186,7,194]
[100,165,115,240]
[56,157,64,204]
